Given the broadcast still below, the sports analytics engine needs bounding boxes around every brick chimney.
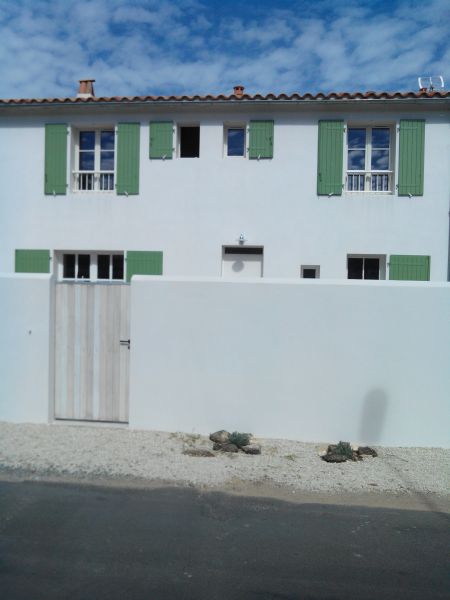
[77,79,96,98]
[233,85,245,98]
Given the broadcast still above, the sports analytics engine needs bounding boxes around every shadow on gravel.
[0,480,449,600]
[359,388,447,516]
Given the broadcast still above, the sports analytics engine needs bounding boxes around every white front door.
[222,247,263,278]
[54,283,130,422]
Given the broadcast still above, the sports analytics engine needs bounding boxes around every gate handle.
[120,339,130,349]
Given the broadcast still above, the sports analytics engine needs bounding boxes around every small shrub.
[229,431,251,447]
[334,441,353,459]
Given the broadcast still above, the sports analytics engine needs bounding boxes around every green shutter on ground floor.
[150,122,173,159]
[398,120,425,196]
[389,255,430,281]
[126,251,163,281]
[44,124,67,195]
[116,123,140,195]
[317,120,344,196]
[248,120,274,159]
[15,249,50,273]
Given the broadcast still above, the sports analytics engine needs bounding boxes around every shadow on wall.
[359,388,388,444]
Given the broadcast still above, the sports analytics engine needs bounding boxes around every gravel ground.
[0,422,449,500]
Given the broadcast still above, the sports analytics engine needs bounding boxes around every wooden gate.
[54,283,130,422]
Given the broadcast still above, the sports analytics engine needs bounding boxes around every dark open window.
[63,254,76,278]
[98,255,110,279]
[348,257,380,280]
[112,255,124,280]
[303,269,316,279]
[77,254,90,279]
[180,126,200,157]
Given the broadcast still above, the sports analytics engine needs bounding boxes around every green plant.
[334,441,353,459]
[229,431,251,447]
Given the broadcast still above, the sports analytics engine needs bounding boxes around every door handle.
[120,339,130,349]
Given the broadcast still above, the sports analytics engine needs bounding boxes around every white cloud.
[0,0,448,99]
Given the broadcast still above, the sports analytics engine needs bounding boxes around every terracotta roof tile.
[0,90,449,105]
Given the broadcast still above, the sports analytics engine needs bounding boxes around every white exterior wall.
[1,103,449,280]
[0,274,53,423]
[129,277,450,447]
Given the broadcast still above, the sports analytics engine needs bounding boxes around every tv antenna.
[418,76,445,91]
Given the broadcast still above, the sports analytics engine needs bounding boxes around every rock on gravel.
[0,422,449,497]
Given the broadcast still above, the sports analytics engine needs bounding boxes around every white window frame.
[345,125,395,193]
[301,265,320,278]
[347,254,386,280]
[56,251,125,282]
[223,123,247,158]
[72,127,115,192]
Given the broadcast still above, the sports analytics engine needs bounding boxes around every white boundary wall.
[129,277,450,447]
[0,274,53,423]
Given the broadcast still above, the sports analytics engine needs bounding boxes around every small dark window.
[77,254,90,279]
[227,128,245,156]
[224,246,263,255]
[180,126,200,158]
[364,258,380,280]
[112,255,124,280]
[348,257,380,280]
[98,255,110,279]
[302,268,317,279]
[63,254,75,278]
[348,257,363,279]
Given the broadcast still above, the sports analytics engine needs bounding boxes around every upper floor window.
[346,127,393,192]
[73,129,115,191]
[179,126,200,157]
[225,126,246,157]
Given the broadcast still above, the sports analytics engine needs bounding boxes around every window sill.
[345,191,394,195]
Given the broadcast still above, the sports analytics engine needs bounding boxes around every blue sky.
[0,0,448,98]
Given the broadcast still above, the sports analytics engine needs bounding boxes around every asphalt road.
[0,480,448,600]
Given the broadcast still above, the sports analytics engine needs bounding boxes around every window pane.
[97,255,110,279]
[101,131,114,150]
[79,131,95,150]
[79,152,94,170]
[63,254,75,278]
[77,254,90,279]
[100,151,114,170]
[112,255,124,279]
[371,149,389,170]
[348,257,363,279]
[180,126,200,158]
[348,129,366,149]
[348,149,365,170]
[372,128,390,148]
[227,128,245,156]
[364,258,380,280]
[302,268,316,279]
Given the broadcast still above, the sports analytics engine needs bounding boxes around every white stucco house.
[1,78,449,282]
[1,80,449,445]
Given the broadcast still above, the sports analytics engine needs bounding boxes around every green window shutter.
[248,120,274,159]
[398,120,425,196]
[44,124,67,195]
[150,122,173,159]
[317,120,344,196]
[126,251,163,281]
[15,250,50,273]
[117,123,140,195]
[389,255,430,281]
